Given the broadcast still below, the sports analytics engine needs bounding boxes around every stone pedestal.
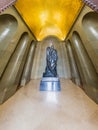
[40,77,61,91]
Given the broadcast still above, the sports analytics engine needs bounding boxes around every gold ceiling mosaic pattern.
[15,0,83,41]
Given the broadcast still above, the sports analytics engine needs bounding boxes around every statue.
[43,45,58,77]
[40,44,61,91]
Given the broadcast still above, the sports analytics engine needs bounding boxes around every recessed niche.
[0,14,18,56]
[67,40,71,45]
[82,12,98,54]
[0,32,29,78]
[72,31,88,60]
[72,31,82,50]
[42,35,60,45]
[82,12,98,40]
[18,32,29,45]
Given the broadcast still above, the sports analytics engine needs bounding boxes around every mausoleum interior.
[0,0,98,130]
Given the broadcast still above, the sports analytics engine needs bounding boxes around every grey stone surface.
[40,77,61,91]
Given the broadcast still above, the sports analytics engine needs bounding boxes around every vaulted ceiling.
[15,0,83,41]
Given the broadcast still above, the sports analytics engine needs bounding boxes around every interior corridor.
[0,1,98,130]
[0,79,98,130]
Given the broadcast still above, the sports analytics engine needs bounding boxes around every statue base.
[40,77,61,91]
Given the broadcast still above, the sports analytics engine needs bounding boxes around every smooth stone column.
[0,14,18,77]
[20,41,36,86]
[72,31,98,103]
[0,32,30,104]
[66,40,81,86]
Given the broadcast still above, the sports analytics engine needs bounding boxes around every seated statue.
[43,45,58,77]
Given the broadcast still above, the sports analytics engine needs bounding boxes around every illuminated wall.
[15,0,83,41]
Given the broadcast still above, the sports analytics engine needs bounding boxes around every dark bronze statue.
[43,45,58,77]
[40,45,61,91]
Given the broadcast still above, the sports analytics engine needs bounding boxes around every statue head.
[51,45,54,49]
[49,42,53,47]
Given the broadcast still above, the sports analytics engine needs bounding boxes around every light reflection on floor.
[46,92,58,104]
[0,79,98,130]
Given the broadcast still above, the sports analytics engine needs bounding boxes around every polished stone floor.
[0,79,98,130]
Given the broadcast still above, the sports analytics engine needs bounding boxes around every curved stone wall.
[20,40,36,86]
[82,12,98,54]
[66,5,98,103]
[0,6,36,104]
[0,14,18,44]
[71,31,98,103]
[66,40,81,86]
[0,14,18,76]
[0,32,30,103]
[82,12,98,40]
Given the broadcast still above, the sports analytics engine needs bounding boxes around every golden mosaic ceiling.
[15,0,83,41]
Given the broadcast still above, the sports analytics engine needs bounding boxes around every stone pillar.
[0,32,30,104]
[72,31,98,103]
[20,41,36,86]
[66,40,81,86]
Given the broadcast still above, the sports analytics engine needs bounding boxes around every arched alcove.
[31,35,71,79]
[18,32,29,46]
[0,32,29,78]
[42,35,60,45]
[72,31,98,103]
[0,32,30,103]
[82,12,98,55]
[0,14,18,56]
[66,39,81,86]
[72,31,82,52]
[82,12,98,40]
[42,35,60,55]
[72,31,87,83]
[38,35,62,78]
